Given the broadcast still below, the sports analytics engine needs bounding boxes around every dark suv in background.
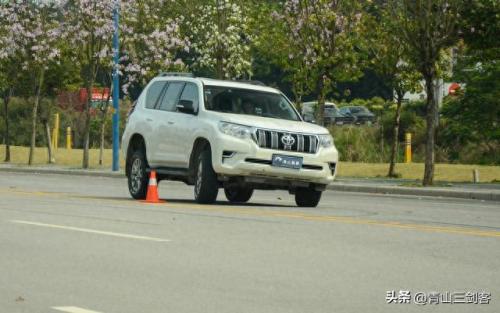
[338,106,376,125]
[301,101,355,126]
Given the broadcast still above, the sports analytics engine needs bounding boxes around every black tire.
[127,150,148,199]
[295,188,322,207]
[224,186,254,203]
[194,149,219,204]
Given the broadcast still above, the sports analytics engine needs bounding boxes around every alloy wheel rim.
[195,161,203,196]
[130,158,142,193]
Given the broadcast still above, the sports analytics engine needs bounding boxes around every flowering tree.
[64,0,115,168]
[188,0,252,79]
[120,0,190,94]
[0,1,63,165]
[255,2,309,106]
[365,6,422,177]
[273,0,365,125]
[391,0,461,185]
[0,3,20,162]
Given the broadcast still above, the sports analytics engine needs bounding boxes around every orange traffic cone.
[142,170,165,203]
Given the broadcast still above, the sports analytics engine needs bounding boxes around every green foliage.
[440,59,499,164]
[0,97,44,146]
[460,0,500,53]
[330,125,388,163]
[364,3,422,99]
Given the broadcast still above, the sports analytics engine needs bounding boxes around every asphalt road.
[0,172,499,313]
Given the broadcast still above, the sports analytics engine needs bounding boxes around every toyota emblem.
[281,134,295,148]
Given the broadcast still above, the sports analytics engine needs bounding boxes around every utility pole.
[112,2,120,171]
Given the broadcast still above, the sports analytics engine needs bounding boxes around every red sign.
[448,83,460,95]
[79,88,111,103]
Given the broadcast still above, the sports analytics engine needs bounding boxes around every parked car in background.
[301,101,355,126]
[338,106,376,125]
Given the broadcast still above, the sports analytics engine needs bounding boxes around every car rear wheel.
[194,149,219,204]
[224,186,254,203]
[295,187,322,207]
[128,150,148,199]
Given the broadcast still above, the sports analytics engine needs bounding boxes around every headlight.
[318,134,334,148]
[218,122,253,139]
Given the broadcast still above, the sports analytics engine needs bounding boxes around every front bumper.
[212,135,338,185]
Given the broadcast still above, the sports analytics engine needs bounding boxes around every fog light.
[222,151,236,163]
[329,162,337,175]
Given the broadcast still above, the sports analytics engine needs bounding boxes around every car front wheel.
[194,149,219,204]
[128,150,148,199]
[295,187,322,207]
[224,186,254,203]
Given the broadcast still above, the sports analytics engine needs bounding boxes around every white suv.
[122,73,338,207]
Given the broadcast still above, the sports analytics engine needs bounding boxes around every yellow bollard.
[66,127,72,150]
[404,132,412,163]
[51,127,56,150]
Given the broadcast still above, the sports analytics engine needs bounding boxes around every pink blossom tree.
[0,2,21,162]
[273,0,366,125]
[187,0,252,79]
[63,0,189,168]
[120,0,190,94]
[1,1,64,164]
[63,0,116,168]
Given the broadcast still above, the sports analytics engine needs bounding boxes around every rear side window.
[145,81,166,109]
[178,83,199,112]
[159,82,185,111]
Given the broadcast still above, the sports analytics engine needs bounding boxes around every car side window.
[145,81,166,109]
[158,82,185,111]
[178,83,199,113]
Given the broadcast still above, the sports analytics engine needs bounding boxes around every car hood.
[207,111,329,134]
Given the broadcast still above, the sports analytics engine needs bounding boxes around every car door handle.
[168,121,174,125]
[146,118,153,122]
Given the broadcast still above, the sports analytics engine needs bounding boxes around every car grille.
[254,129,319,154]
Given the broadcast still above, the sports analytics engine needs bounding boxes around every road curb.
[327,184,500,201]
[1,166,498,202]
[0,166,124,179]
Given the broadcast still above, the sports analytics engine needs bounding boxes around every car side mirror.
[177,99,195,114]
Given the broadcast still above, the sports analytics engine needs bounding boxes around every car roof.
[302,101,337,106]
[198,77,280,94]
[149,76,281,94]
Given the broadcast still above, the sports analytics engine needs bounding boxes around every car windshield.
[204,86,300,121]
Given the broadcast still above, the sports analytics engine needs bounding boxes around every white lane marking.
[52,306,103,313]
[11,220,170,242]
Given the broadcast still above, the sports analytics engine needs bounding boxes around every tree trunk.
[44,120,55,164]
[98,87,112,166]
[3,88,12,162]
[215,0,225,79]
[388,93,404,177]
[28,69,45,165]
[82,80,93,169]
[99,114,106,166]
[379,120,384,161]
[423,75,436,186]
[216,55,224,79]
[292,84,303,113]
[316,75,326,126]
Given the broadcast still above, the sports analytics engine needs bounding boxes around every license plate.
[271,154,303,169]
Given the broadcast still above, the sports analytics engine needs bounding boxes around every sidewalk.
[1,163,499,201]
[330,177,500,202]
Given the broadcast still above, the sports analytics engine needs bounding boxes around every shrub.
[330,125,390,162]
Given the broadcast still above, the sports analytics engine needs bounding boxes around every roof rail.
[158,72,195,77]
[236,80,266,86]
